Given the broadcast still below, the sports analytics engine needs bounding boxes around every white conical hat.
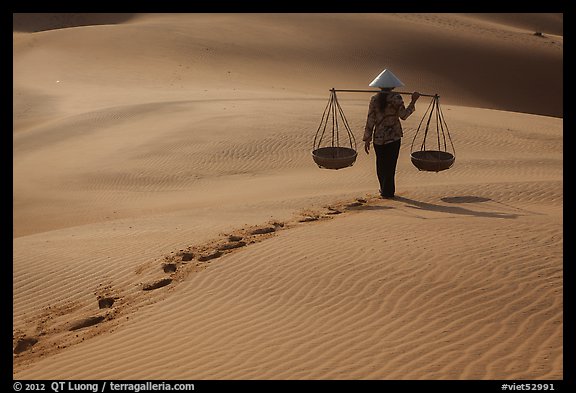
[368,69,405,88]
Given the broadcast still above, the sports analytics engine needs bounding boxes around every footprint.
[346,201,363,208]
[181,252,193,262]
[197,250,223,262]
[13,336,38,354]
[228,235,243,242]
[299,216,319,222]
[98,297,115,309]
[69,316,106,331]
[250,227,276,235]
[142,278,173,291]
[162,263,177,273]
[218,241,247,251]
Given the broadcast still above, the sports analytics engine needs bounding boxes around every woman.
[363,69,420,199]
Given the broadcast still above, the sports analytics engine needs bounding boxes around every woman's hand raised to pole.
[411,91,421,102]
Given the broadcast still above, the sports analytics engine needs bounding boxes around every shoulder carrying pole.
[331,88,437,98]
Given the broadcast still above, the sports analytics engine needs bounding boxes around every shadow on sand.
[441,196,492,204]
[394,196,519,219]
[354,205,394,211]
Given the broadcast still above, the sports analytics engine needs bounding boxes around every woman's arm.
[397,92,420,120]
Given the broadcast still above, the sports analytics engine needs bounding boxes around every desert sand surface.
[13,13,562,380]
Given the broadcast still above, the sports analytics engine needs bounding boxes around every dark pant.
[373,140,401,197]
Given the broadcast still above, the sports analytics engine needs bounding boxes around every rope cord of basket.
[313,89,356,151]
[438,97,456,157]
[410,95,455,158]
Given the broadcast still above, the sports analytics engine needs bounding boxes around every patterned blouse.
[363,92,416,145]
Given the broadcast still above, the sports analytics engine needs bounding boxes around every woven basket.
[312,147,358,170]
[410,150,455,172]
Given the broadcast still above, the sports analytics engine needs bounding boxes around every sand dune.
[13,13,562,380]
[12,13,137,33]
